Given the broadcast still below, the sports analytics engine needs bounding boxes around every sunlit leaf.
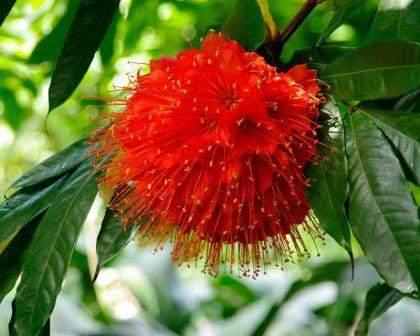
[0,175,68,243]
[355,283,404,336]
[321,40,420,100]
[369,0,420,42]
[360,106,420,185]
[345,112,420,293]
[307,102,352,254]
[12,136,89,189]
[222,0,266,51]
[11,161,98,336]
[48,0,120,112]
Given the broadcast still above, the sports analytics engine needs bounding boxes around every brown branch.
[280,0,325,47]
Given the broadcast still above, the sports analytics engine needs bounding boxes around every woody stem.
[279,0,325,48]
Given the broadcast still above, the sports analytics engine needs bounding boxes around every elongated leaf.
[0,0,16,26]
[360,106,420,185]
[318,0,363,44]
[99,10,120,66]
[321,40,420,100]
[345,112,420,293]
[369,0,419,42]
[94,209,140,280]
[307,102,352,253]
[356,283,404,336]
[394,89,419,112]
[11,161,98,336]
[29,0,81,64]
[291,46,355,67]
[0,175,68,243]
[222,0,266,51]
[12,136,89,189]
[48,0,120,112]
[0,213,43,303]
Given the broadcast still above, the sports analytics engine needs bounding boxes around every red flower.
[91,32,323,276]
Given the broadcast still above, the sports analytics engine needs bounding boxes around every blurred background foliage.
[0,0,419,335]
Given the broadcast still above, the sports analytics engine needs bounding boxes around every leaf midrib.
[323,63,418,79]
[349,117,412,281]
[26,170,93,330]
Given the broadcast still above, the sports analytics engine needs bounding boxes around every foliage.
[0,0,419,335]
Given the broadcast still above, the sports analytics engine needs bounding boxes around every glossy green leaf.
[0,0,16,26]
[94,209,141,280]
[291,46,355,67]
[394,89,419,112]
[321,40,420,100]
[369,0,419,42]
[222,0,266,51]
[0,175,68,243]
[99,10,120,66]
[317,0,363,44]
[48,0,120,112]
[307,102,352,253]
[356,283,404,336]
[11,161,98,336]
[360,106,420,185]
[345,112,420,293]
[0,213,43,303]
[12,136,89,189]
[29,0,81,65]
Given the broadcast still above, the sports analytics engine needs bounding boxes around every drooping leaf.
[317,0,363,44]
[0,175,68,243]
[94,209,142,280]
[11,136,89,189]
[321,40,420,100]
[29,0,81,65]
[48,0,121,112]
[345,112,420,293]
[99,10,120,67]
[222,0,266,51]
[0,213,43,303]
[0,0,16,26]
[11,161,98,336]
[369,0,420,42]
[307,102,352,253]
[359,106,420,185]
[355,283,404,336]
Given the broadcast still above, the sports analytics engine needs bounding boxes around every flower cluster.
[91,32,323,276]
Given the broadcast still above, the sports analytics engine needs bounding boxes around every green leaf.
[99,10,120,66]
[307,102,352,253]
[29,0,81,65]
[0,175,68,243]
[321,40,420,101]
[369,0,420,43]
[318,0,363,44]
[345,112,420,293]
[94,209,141,280]
[0,0,16,26]
[48,0,120,112]
[291,46,355,67]
[355,283,404,336]
[12,136,89,189]
[222,0,266,51]
[11,161,98,336]
[0,213,43,303]
[0,88,24,130]
[360,106,420,185]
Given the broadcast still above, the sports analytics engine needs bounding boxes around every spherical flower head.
[91,32,323,276]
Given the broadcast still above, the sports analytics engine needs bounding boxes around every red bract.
[91,32,323,277]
